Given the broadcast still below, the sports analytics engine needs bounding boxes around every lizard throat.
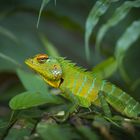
[41,76,63,88]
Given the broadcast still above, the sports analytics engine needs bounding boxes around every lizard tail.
[101,80,140,118]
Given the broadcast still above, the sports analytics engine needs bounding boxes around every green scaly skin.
[25,54,140,118]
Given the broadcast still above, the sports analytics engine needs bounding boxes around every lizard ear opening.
[41,63,63,88]
[51,64,62,80]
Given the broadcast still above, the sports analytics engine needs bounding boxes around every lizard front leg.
[54,90,79,122]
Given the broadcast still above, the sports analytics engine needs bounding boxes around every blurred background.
[0,0,140,139]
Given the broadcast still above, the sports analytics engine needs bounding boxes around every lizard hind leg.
[98,91,112,118]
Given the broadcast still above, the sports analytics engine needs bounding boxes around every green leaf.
[85,0,112,62]
[17,68,49,94]
[77,126,99,140]
[115,20,140,83]
[0,26,19,44]
[37,121,78,140]
[54,0,56,5]
[4,119,35,140]
[131,78,140,91]
[37,0,50,28]
[115,20,140,58]
[0,120,8,139]
[0,52,20,67]
[96,0,140,52]
[9,91,63,110]
[39,34,60,57]
[92,57,117,79]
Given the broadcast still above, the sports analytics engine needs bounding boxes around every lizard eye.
[37,58,48,64]
[36,54,49,64]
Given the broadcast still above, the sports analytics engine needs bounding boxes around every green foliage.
[92,57,117,79]
[40,34,60,57]
[37,0,50,28]
[0,0,140,140]
[131,78,140,91]
[76,126,99,140]
[115,20,140,84]
[115,20,140,60]
[4,119,35,140]
[96,0,140,52]
[9,91,63,110]
[85,0,113,62]
[37,120,78,140]
[0,26,19,44]
[17,68,49,93]
[0,53,20,69]
[9,69,64,110]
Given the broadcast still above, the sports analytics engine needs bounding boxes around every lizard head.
[25,54,63,88]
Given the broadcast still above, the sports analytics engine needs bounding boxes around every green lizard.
[25,54,140,118]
